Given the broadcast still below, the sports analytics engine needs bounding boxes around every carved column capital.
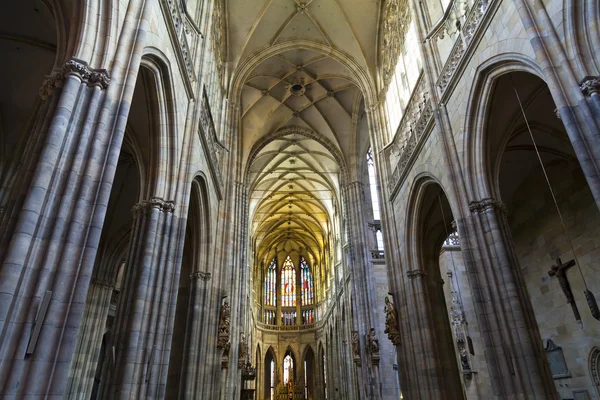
[406,269,427,279]
[39,58,110,100]
[91,278,113,289]
[131,197,176,216]
[580,76,600,97]
[468,197,507,215]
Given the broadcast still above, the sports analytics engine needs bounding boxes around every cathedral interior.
[1,0,600,399]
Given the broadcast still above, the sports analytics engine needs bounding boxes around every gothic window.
[302,309,315,325]
[300,256,314,306]
[367,148,381,221]
[264,310,275,325]
[281,255,296,307]
[367,149,385,251]
[264,259,277,306]
[281,311,296,326]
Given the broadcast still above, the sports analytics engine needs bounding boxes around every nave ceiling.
[227,0,382,271]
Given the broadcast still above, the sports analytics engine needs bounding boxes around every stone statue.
[384,296,401,345]
[351,330,361,365]
[217,299,230,349]
[459,346,470,371]
[219,300,230,335]
[238,332,248,368]
[367,328,380,354]
[367,328,381,366]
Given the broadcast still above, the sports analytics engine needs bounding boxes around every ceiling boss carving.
[381,0,411,88]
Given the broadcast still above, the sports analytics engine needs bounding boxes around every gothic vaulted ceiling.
[228,0,380,268]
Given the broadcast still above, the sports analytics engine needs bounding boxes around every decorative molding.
[131,197,175,216]
[387,73,435,199]
[436,0,496,97]
[211,0,226,84]
[580,76,600,97]
[161,0,197,95]
[425,0,469,42]
[468,198,507,214]
[380,0,411,88]
[40,58,110,99]
[241,362,257,380]
[190,270,211,281]
[199,87,225,199]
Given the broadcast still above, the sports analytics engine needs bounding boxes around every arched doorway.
[166,176,211,397]
[407,179,466,399]
[264,347,277,400]
[303,346,315,400]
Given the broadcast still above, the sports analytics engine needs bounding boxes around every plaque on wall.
[545,339,571,379]
[573,390,591,400]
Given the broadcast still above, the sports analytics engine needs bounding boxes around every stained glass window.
[264,310,275,325]
[281,256,296,307]
[300,256,314,306]
[281,311,296,326]
[302,309,315,325]
[264,259,277,306]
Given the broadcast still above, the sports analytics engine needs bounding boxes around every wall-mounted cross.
[548,258,581,322]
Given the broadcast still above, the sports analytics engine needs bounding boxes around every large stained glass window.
[264,259,277,306]
[281,256,296,307]
[300,256,314,306]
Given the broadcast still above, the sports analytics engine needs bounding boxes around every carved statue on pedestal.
[238,332,248,368]
[367,328,380,366]
[384,296,401,345]
[217,299,230,350]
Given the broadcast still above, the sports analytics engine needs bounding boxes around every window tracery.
[281,256,296,307]
[264,259,277,306]
[300,256,314,306]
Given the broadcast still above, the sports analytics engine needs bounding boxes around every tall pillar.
[342,181,376,400]
[0,59,113,397]
[181,270,215,399]
[100,197,178,399]
[464,198,556,398]
[66,279,114,398]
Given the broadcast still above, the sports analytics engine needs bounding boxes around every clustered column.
[0,58,112,397]
[464,198,555,398]
[100,197,177,399]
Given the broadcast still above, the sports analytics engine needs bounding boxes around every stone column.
[100,197,178,399]
[66,279,115,398]
[402,266,466,399]
[464,198,556,398]
[342,181,376,400]
[180,270,215,399]
[0,59,113,397]
[580,77,600,124]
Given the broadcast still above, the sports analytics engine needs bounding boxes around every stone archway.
[590,347,600,398]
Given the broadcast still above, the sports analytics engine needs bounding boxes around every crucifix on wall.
[548,258,581,323]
